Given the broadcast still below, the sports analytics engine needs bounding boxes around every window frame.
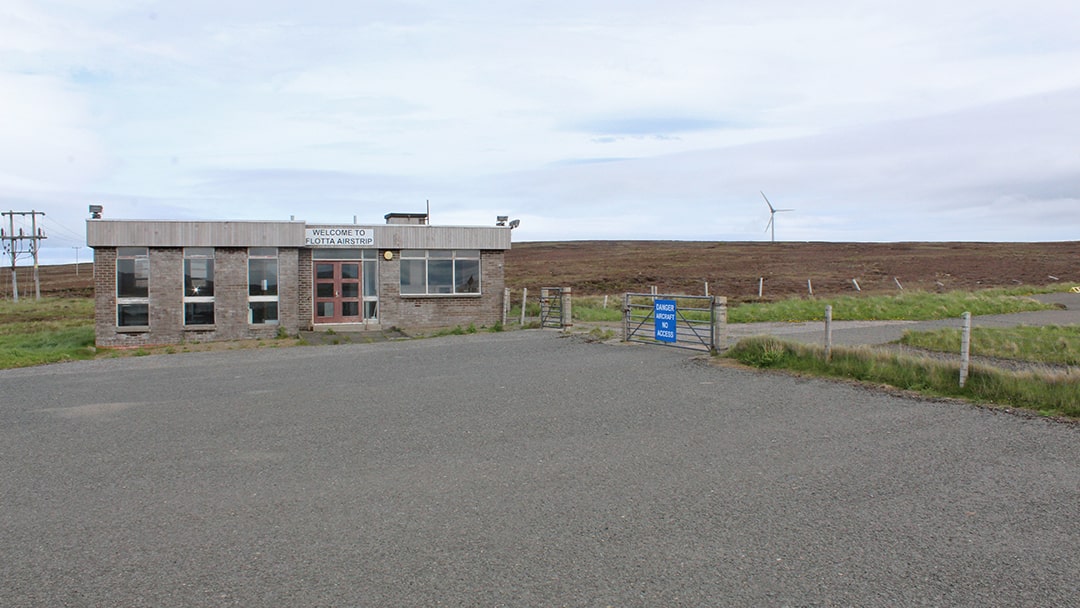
[248,247,279,325]
[116,247,149,328]
[399,249,481,296]
[183,247,215,327]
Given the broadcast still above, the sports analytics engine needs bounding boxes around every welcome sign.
[304,227,375,247]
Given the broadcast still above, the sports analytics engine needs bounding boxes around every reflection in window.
[249,248,279,325]
[184,248,215,325]
[116,247,149,327]
[399,250,481,295]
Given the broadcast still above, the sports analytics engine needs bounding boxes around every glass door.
[313,261,362,323]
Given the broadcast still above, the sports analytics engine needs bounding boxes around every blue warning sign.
[654,299,677,343]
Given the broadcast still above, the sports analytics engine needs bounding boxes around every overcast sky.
[3,0,1079,264]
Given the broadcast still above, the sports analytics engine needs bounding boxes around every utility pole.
[1,210,47,302]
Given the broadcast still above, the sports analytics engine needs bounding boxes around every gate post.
[502,287,511,326]
[711,296,728,353]
[540,287,549,327]
[561,287,573,330]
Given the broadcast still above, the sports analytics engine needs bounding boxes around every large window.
[184,248,215,325]
[248,247,278,324]
[116,247,149,326]
[400,250,480,295]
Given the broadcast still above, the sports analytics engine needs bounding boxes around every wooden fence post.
[959,311,972,387]
[824,305,833,362]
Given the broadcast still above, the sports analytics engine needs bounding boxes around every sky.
[2,0,1079,265]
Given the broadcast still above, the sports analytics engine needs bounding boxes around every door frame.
[313,260,363,324]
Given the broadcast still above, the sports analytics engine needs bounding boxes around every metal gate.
[539,287,565,329]
[623,293,723,352]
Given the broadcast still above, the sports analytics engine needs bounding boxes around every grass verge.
[0,298,96,368]
[726,336,1080,419]
[524,288,1062,325]
[727,288,1058,323]
[900,325,1080,366]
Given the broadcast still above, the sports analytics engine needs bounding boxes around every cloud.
[567,116,741,137]
[4,0,1080,265]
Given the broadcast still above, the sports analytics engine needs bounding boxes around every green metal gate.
[540,287,566,329]
[623,293,724,352]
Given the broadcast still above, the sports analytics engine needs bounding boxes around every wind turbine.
[761,191,793,242]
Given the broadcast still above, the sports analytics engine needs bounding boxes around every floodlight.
[89,205,103,219]
[508,219,520,229]
[496,215,508,226]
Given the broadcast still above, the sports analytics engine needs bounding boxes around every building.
[87,212,513,347]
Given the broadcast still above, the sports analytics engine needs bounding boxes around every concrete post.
[520,287,528,326]
[561,287,573,330]
[711,296,727,352]
[502,287,511,326]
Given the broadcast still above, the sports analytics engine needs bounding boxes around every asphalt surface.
[726,292,1080,348]
[2,329,1078,607]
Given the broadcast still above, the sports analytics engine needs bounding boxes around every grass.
[551,288,1059,325]
[726,336,1080,419]
[0,298,97,368]
[727,288,1057,323]
[900,325,1080,366]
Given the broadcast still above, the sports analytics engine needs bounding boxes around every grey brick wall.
[375,250,505,330]
[298,249,313,330]
[93,247,302,347]
[93,247,506,346]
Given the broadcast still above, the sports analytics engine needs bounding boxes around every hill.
[4,241,1077,303]
[504,241,1080,301]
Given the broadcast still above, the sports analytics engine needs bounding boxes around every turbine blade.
[764,216,774,232]
[760,190,775,212]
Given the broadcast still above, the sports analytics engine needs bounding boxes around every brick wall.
[376,250,506,330]
[93,247,302,347]
[93,246,506,345]
[298,248,313,330]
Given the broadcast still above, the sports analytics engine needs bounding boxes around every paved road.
[2,331,1078,606]
[727,292,1080,348]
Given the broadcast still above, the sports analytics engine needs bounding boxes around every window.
[184,248,215,325]
[116,247,149,326]
[362,249,378,319]
[400,250,480,295]
[248,247,278,324]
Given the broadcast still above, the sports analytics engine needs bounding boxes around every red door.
[313,261,362,324]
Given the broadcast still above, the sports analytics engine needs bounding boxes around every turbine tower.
[761,191,793,242]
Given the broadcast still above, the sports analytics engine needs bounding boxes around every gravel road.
[2,330,1077,606]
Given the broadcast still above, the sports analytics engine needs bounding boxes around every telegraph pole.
[1,210,48,301]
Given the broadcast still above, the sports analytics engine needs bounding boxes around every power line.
[41,214,86,243]
[2,210,47,301]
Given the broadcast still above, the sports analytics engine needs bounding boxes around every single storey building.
[87,212,513,347]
